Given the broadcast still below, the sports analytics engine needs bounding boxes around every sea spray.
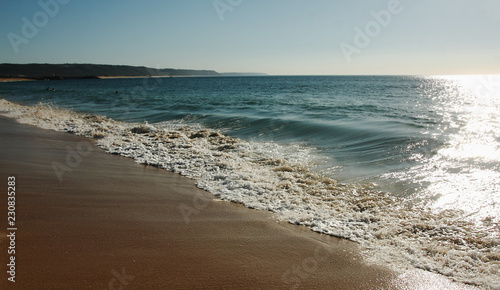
[1,98,499,288]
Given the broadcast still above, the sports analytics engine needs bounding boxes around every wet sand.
[0,116,475,289]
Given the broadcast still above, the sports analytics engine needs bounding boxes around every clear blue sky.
[1,0,499,75]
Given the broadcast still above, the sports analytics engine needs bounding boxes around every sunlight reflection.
[398,76,500,225]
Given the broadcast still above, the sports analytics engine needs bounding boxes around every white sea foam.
[1,99,499,288]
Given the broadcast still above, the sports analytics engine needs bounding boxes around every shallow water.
[1,75,499,287]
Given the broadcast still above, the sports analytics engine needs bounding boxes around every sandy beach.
[2,0,498,287]
[0,78,33,82]
[0,116,476,289]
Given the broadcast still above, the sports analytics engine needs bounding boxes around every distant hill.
[0,63,221,80]
[220,72,268,76]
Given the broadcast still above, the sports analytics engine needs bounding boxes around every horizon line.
[1,62,498,77]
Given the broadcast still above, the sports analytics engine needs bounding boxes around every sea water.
[1,75,499,288]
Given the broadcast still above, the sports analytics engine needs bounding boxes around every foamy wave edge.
[1,99,499,288]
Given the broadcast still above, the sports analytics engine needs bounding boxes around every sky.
[1,0,499,75]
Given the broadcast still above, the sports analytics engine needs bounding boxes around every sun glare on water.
[419,75,500,224]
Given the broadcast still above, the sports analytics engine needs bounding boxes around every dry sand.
[0,116,475,289]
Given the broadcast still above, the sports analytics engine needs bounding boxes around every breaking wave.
[1,98,499,288]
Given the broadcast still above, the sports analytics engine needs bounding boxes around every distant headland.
[0,63,267,81]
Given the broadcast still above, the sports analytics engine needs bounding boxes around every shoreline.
[0,75,216,82]
[0,116,395,288]
[0,116,477,289]
[0,78,34,82]
[0,75,265,82]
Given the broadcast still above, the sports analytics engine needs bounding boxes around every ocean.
[1,75,499,288]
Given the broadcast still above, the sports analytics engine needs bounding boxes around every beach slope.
[0,116,474,289]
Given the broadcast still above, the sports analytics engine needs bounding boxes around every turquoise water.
[2,75,498,188]
[0,76,443,179]
[2,75,499,286]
